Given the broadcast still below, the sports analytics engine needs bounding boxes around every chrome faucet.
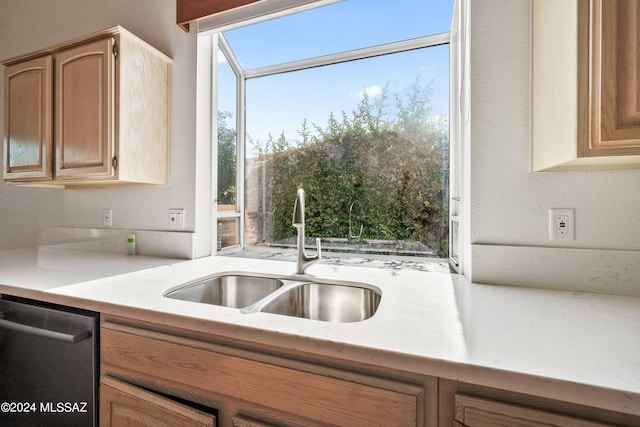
[292,188,321,274]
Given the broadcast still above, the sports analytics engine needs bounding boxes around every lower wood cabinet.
[100,319,427,427]
[100,318,639,427]
[100,376,216,427]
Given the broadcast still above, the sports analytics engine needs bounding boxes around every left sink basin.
[164,274,284,308]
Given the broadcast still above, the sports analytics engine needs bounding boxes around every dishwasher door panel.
[0,297,98,427]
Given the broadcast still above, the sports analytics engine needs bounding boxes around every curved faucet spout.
[292,188,321,274]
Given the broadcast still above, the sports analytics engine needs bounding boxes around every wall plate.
[169,208,185,229]
[549,208,574,241]
[103,209,113,227]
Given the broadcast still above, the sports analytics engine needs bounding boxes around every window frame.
[215,34,246,253]
[199,1,459,261]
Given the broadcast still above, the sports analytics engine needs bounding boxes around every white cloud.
[351,84,383,99]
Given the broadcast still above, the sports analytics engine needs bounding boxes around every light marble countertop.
[0,247,639,416]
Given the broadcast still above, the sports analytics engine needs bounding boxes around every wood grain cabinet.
[100,320,427,427]
[532,0,640,171]
[99,317,640,427]
[2,26,171,187]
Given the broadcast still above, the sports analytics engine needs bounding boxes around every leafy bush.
[236,79,449,257]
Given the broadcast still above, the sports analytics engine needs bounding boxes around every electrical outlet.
[169,208,185,229]
[103,209,113,227]
[549,208,574,241]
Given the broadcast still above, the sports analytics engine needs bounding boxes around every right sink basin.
[258,282,381,323]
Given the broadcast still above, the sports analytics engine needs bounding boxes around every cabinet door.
[3,56,53,180]
[586,0,640,156]
[100,376,216,427]
[55,37,115,179]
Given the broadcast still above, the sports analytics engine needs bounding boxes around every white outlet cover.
[169,208,185,229]
[549,208,574,241]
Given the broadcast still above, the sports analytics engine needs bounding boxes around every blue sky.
[217,0,454,151]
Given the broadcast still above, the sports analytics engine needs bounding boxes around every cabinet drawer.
[232,416,278,427]
[454,394,615,427]
[101,324,423,427]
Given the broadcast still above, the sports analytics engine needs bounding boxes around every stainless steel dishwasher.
[0,296,98,427]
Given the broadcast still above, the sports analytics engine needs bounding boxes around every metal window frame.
[214,34,246,253]
[210,9,452,256]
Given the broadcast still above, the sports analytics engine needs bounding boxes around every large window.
[213,0,453,259]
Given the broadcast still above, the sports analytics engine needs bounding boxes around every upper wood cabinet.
[2,26,171,188]
[532,0,640,171]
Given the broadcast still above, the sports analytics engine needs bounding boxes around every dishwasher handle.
[0,316,91,344]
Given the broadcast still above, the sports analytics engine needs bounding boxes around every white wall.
[468,0,640,293]
[0,0,208,255]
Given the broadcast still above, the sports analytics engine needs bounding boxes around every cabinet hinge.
[112,156,118,170]
[112,40,118,59]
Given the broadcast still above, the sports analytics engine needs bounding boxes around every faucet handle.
[292,188,305,226]
[314,237,322,261]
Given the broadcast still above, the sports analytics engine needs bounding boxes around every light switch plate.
[103,209,113,227]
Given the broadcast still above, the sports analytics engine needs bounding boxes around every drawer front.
[101,325,422,427]
[454,394,615,427]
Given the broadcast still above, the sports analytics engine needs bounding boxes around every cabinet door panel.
[100,376,216,427]
[532,0,640,170]
[589,0,640,154]
[3,56,52,180]
[55,38,114,179]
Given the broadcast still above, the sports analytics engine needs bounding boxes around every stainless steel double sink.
[163,273,381,323]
